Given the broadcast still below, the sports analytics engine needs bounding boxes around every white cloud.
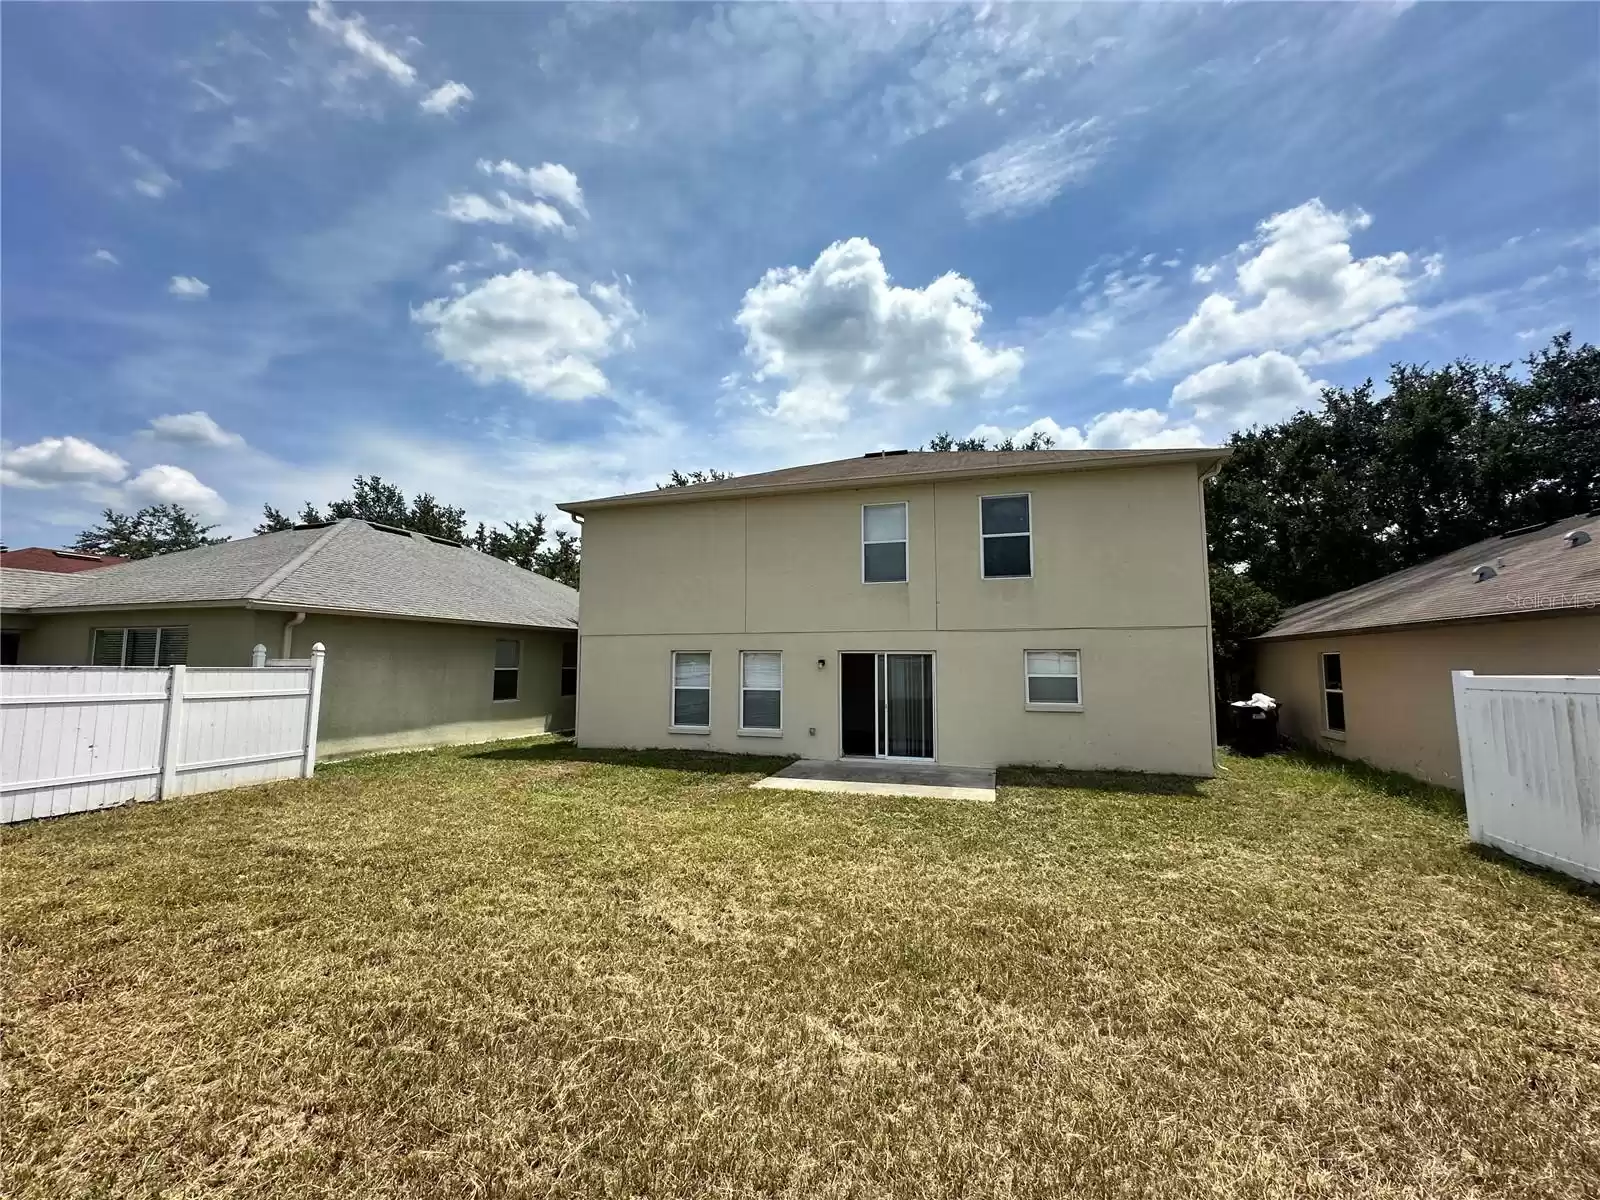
[123,465,227,518]
[734,237,1021,426]
[440,192,568,232]
[476,159,586,216]
[307,0,416,87]
[1142,199,1431,377]
[1294,306,1421,366]
[168,275,210,298]
[1,436,129,489]
[91,248,120,266]
[971,410,1208,452]
[124,146,176,199]
[412,269,636,401]
[956,119,1111,220]
[146,411,246,448]
[419,80,473,114]
[1169,351,1324,428]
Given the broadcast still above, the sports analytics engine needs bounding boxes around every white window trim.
[669,649,712,734]
[492,637,521,704]
[738,650,784,737]
[90,626,188,668]
[1321,652,1346,739]
[1023,649,1083,712]
[861,501,909,585]
[979,492,1034,580]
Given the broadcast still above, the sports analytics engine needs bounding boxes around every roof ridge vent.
[1499,520,1550,539]
[1563,529,1592,548]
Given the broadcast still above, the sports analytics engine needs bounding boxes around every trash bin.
[1228,693,1279,756]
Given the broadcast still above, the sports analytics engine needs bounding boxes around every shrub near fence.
[0,644,325,824]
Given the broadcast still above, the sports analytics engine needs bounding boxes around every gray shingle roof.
[1258,514,1600,640]
[560,447,1229,513]
[0,568,76,608]
[5,520,578,630]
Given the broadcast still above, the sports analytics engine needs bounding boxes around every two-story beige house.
[559,447,1228,775]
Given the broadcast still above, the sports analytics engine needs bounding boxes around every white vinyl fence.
[1,644,325,824]
[1452,671,1600,884]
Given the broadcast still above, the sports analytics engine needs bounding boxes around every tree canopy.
[1206,331,1596,702]
[255,475,580,588]
[71,504,227,560]
[925,430,1057,451]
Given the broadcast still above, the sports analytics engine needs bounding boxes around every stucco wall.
[20,607,258,667]
[16,606,576,757]
[577,628,1214,773]
[575,462,1216,774]
[1256,612,1600,787]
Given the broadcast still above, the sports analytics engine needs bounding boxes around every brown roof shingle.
[559,447,1229,513]
[0,547,127,573]
[1258,514,1600,640]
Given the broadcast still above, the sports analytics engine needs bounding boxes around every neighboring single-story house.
[0,519,579,757]
[560,447,1229,776]
[1256,513,1600,787]
[0,546,128,573]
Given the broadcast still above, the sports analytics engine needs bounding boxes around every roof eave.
[22,595,576,631]
[1254,603,1597,643]
[559,447,1232,515]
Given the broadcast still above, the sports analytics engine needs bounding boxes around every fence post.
[1451,671,1480,840]
[251,643,267,668]
[160,664,187,800]
[301,643,326,778]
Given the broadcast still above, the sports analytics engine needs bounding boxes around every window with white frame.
[740,651,782,732]
[1321,652,1345,734]
[91,627,188,667]
[981,494,1032,579]
[493,638,520,701]
[671,651,711,731]
[862,502,908,583]
[1024,650,1080,709]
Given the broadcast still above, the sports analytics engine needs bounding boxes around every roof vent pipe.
[1564,529,1592,548]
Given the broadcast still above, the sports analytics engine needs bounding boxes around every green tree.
[73,504,227,559]
[1207,566,1283,717]
[1203,331,1595,704]
[253,475,578,586]
[926,430,1056,451]
[659,468,734,488]
[533,528,581,589]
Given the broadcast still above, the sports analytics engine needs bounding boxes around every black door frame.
[837,650,936,761]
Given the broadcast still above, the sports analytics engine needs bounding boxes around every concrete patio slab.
[752,758,996,802]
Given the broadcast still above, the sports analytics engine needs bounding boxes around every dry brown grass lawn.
[3,738,1598,1199]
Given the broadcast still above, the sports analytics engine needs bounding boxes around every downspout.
[1197,459,1223,773]
[282,611,307,659]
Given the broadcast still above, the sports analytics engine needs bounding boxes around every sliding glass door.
[840,652,935,760]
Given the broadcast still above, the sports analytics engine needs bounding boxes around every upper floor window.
[92,627,187,667]
[493,638,520,701]
[862,502,908,584]
[980,494,1032,579]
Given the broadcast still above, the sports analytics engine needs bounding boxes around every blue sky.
[2,2,1596,547]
